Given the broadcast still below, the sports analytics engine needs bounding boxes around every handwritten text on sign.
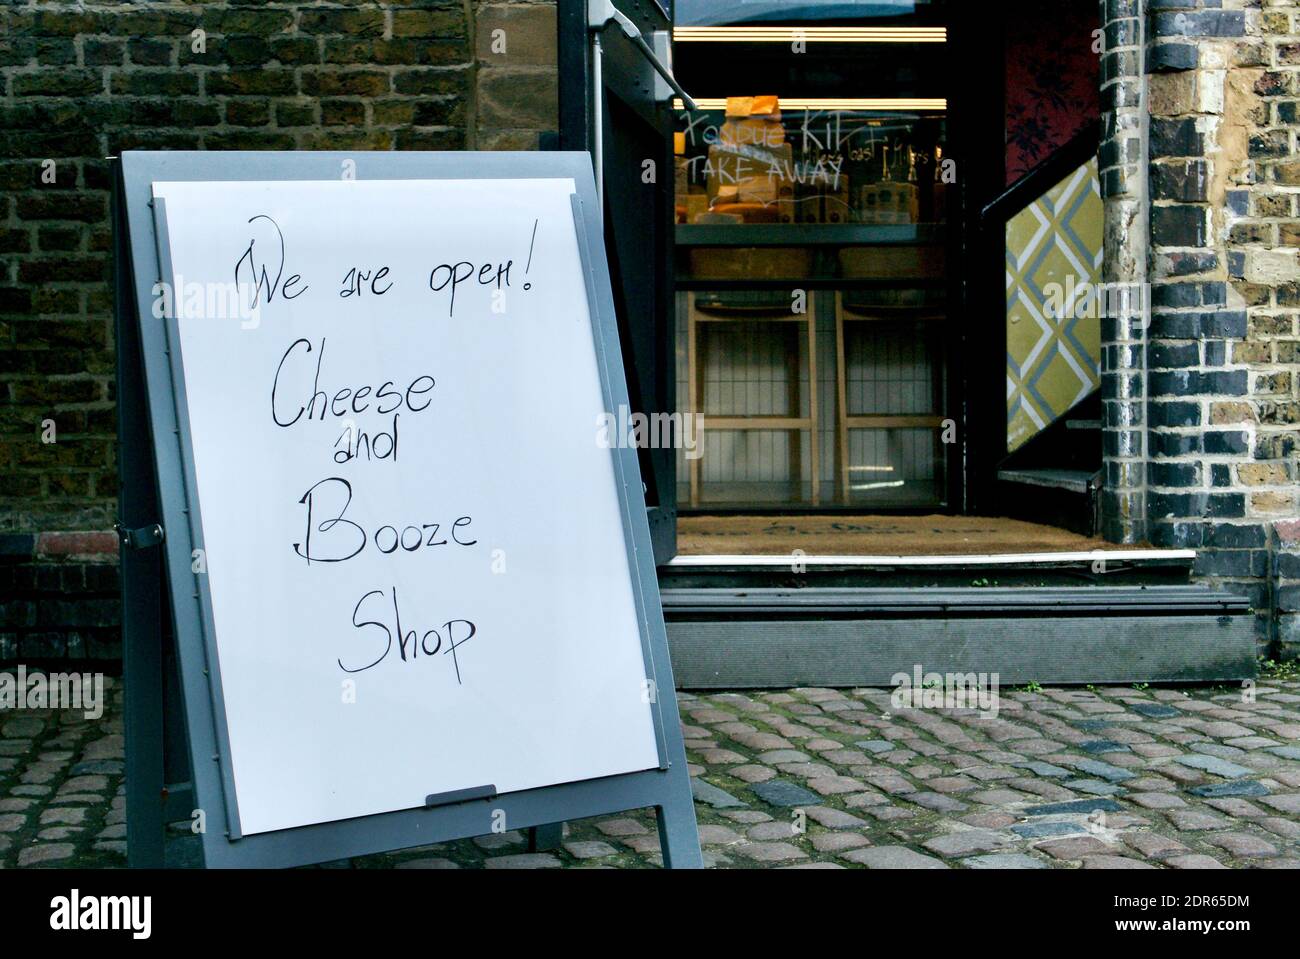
[240,212,540,678]
[152,178,659,835]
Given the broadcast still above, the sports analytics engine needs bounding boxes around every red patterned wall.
[1005,0,1101,184]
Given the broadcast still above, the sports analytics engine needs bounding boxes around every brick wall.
[0,532,120,661]
[1139,0,1300,654]
[0,0,556,661]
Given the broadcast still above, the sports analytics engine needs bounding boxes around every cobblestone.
[2,679,1299,868]
[732,841,807,862]
[1081,855,1156,869]
[1174,755,1255,779]
[922,829,1014,857]
[843,846,949,869]
[966,852,1048,869]
[811,832,870,853]
[562,841,617,860]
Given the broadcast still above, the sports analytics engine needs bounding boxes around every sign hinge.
[115,523,165,550]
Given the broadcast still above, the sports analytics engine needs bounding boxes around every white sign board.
[150,178,660,836]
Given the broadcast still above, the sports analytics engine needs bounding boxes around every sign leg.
[116,163,167,869]
[655,769,704,869]
[122,549,166,867]
[527,822,563,852]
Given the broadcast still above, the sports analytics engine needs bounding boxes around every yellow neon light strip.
[675,98,947,112]
[673,27,947,43]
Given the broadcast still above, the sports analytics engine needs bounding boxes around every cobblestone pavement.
[3,676,1300,869]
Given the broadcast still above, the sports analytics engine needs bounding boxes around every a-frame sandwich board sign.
[114,150,702,868]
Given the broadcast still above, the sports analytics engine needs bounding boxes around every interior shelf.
[676,223,947,248]
[674,276,949,290]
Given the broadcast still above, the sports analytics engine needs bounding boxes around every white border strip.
[666,549,1196,568]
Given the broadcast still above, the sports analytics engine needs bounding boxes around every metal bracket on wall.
[586,0,696,210]
[115,522,165,550]
[587,0,696,110]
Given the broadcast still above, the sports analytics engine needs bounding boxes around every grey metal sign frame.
[114,150,702,869]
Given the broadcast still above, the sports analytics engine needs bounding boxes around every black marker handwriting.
[340,265,392,298]
[270,337,434,429]
[293,476,476,564]
[235,214,307,311]
[338,585,476,683]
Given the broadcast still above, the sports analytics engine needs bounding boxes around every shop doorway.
[561,0,1107,561]
[670,7,953,514]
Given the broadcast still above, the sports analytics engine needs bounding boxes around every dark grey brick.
[1025,799,1124,817]
[1186,781,1270,799]
[751,780,820,808]
[1154,11,1245,38]
[1148,42,1199,72]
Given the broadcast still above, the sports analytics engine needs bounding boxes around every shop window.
[672,4,950,510]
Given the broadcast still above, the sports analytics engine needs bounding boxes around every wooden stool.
[687,292,820,507]
[834,292,945,505]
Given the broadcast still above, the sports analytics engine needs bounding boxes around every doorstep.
[658,552,1255,689]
